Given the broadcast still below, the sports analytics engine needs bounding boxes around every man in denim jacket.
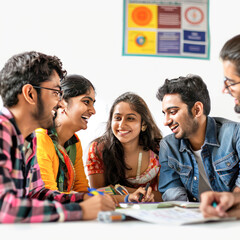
[156,74,240,202]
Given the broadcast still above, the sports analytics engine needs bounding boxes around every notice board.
[122,0,210,59]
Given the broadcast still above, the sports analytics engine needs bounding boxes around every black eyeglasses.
[223,77,240,94]
[32,85,63,99]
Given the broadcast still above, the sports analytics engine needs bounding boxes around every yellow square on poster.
[127,30,156,54]
[128,4,158,29]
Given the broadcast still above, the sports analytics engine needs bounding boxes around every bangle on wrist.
[124,194,129,202]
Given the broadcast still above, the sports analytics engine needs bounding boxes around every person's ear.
[141,122,147,132]
[192,101,204,117]
[22,84,37,105]
[58,99,68,114]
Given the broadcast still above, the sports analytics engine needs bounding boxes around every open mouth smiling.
[81,115,90,123]
[118,130,130,135]
[51,109,57,120]
[170,123,179,132]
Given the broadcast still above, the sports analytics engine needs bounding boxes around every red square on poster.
[158,6,181,28]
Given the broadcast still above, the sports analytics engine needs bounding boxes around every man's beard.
[33,95,57,129]
[178,117,199,140]
[234,104,240,113]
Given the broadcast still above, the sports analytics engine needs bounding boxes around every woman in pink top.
[86,92,163,202]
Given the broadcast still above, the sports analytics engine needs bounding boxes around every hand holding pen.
[128,182,154,202]
[200,191,236,218]
[138,182,151,202]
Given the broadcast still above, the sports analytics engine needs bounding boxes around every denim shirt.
[158,116,240,202]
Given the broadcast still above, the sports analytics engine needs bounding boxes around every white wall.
[0,0,240,161]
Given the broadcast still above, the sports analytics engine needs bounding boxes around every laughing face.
[111,101,142,145]
[33,70,62,129]
[222,60,240,113]
[162,93,199,139]
[61,87,96,132]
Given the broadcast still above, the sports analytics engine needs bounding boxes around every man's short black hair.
[0,51,66,107]
[156,74,211,116]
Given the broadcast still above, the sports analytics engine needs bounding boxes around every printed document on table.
[116,206,235,225]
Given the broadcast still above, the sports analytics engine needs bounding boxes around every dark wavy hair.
[220,34,240,76]
[92,92,162,187]
[49,74,95,140]
[0,51,66,107]
[156,74,211,116]
[61,74,95,102]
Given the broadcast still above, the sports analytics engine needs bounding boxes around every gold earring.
[141,125,147,131]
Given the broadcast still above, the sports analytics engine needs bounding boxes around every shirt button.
[194,176,197,180]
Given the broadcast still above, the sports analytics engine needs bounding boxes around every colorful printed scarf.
[48,129,76,192]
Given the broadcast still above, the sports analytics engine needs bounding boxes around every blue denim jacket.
[158,116,240,202]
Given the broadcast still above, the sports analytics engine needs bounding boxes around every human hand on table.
[200,191,236,218]
[128,185,154,202]
[80,194,115,220]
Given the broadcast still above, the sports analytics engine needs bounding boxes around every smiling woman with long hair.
[36,74,96,193]
[86,92,163,202]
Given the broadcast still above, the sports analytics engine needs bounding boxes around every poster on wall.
[122,0,210,59]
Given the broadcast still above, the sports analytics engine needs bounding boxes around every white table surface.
[1,218,239,240]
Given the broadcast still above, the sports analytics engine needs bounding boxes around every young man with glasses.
[0,51,115,223]
[200,35,240,219]
[221,36,240,114]
[156,74,240,203]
